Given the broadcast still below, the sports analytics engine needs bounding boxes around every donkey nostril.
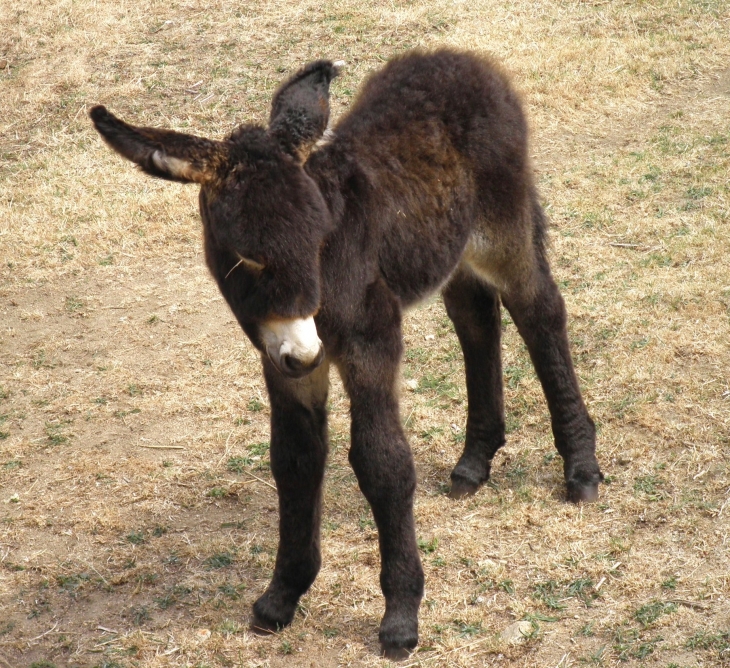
[280,354,304,375]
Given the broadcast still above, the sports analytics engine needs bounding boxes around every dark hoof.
[379,610,418,660]
[449,458,492,499]
[251,591,296,634]
[449,477,480,499]
[250,618,278,636]
[567,481,600,503]
[381,645,412,661]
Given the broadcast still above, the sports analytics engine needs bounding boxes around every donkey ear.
[268,60,343,163]
[89,106,225,184]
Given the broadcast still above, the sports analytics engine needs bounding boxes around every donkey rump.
[90,49,602,658]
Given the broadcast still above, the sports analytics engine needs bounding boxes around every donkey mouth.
[260,316,325,378]
[271,345,326,379]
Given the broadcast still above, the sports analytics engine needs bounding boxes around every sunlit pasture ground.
[1,1,729,666]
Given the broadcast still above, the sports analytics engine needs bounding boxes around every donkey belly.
[378,208,472,307]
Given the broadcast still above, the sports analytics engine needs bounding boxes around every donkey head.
[90,61,342,378]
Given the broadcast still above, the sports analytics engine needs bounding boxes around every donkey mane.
[90,48,602,659]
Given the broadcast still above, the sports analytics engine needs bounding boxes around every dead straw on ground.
[1,1,729,666]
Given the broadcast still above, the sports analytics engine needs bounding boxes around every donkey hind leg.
[501,244,603,503]
[340,280,424,659]
[442,270,505,498]
[252,357,330,632]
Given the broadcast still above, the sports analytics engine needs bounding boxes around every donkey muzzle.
[260,316,325,378]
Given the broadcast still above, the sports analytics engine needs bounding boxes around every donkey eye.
[225,253,266,280]
[237,254,266,272]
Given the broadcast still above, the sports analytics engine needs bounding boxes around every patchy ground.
[1,1,729,666]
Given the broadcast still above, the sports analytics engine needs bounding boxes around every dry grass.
[1,1,730,666]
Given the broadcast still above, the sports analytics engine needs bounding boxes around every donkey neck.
[304,140,353,229]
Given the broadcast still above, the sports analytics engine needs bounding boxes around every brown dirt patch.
[2,1,729,666]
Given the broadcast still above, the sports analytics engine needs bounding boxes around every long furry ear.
[268,60,343,163]
[89,106,226,184]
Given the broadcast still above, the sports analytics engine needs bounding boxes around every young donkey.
[90,49,602,658]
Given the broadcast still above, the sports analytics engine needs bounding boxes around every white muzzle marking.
[260,316,322,367]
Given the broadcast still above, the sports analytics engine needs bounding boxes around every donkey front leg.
[339,284,424,659]
[347,382,424,658]
[252,357,330,632]
[502,258,603,503]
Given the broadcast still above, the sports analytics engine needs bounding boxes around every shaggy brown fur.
[89,49,602,658]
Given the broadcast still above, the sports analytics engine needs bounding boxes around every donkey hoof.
[250,619,277,636]
[566,480,600,504]
[251,593,296,634]
[379,613,417,661]
[449,478,480,499]
[381,645,412,661]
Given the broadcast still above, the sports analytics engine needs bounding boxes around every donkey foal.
[90,49,603,658]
